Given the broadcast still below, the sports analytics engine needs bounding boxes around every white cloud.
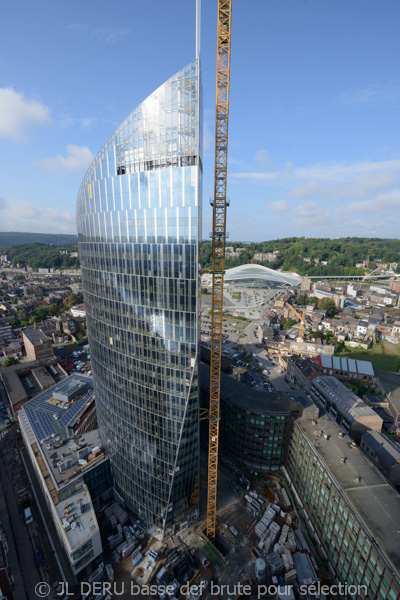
[34,144,94,173]
[336,82,400,108]
[0,198,76,234]
[343,189,400,215]
[292,201,329,227]
[268,200,288,213]
[232,158,400,185]
[0,87,50,142]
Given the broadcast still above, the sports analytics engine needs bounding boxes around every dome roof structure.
[224,263,301,287]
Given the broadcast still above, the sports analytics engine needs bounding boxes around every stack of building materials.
[108,532,124,552]
[266,552,284,575]
[284,570,297,584]
[281,550,294,572]
[111,502,128,525]
[245,492,264,516]
[263,522,280,553]
[122,541,136,559]
[278,524,289,547]
[132,548,143,567]
[104,505,118,529]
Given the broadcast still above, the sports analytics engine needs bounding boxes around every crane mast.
[206,0,232,540]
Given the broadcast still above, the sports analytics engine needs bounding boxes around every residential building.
[315,354,375,384]
[347,283,362,298]
[76,60,202,538]
[0,325,13,344]
[310,376,382,440]
[70,304,86,318]
[376,369,400,424]
[390,278,400,294]
[300,277,311,291]
[360,430,400,485]
[287,355,322,390]
[22,328,54,362]
[286,414,400,600]
[357,320,369,337]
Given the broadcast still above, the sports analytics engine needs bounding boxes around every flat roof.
[41,429,103,489]
[55,485,99,551]
[19,374,94,443]
[296,414,400,575]
[22,328,50,345]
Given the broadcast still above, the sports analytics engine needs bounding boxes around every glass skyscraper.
[76,60,202,538]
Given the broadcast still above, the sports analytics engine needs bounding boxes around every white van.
[24,506,33,525]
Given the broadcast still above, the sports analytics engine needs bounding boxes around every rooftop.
[22,328,50,345]
[296,414,400,575]
[313,376,378,422]
[41,429,104,489]
[320,354,375,377]
[19,374,95,444]
[55,485,99,551]
[376,369,400,415]
[361,430,400,467]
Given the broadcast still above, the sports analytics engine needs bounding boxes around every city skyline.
[0,0,399,240]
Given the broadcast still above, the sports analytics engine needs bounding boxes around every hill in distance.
[0,232,77,249]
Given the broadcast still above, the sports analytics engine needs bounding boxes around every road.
[0,431,42,600]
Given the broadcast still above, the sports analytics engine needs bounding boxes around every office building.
[76,60,202,538]
[286,415,400,600]
[19,375,112,577]
[200,365,317,471]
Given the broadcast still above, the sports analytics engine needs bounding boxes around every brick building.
[22,328,54,362]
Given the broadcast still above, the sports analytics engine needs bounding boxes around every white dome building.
[224,263,301,288]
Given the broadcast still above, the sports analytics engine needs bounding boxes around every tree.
[34,306,49,322]
[63,294,82,308]
[17,308,28,322]
[317,298,337,317]
[3,356,19,367]
[13,274,25,281]
[49,303,60,316]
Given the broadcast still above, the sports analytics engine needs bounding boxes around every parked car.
[34,548,44,566]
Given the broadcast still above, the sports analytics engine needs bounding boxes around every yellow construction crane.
[285,302,306,355]
[206,0,232,540]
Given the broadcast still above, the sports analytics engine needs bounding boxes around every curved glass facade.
[76,60,202,537]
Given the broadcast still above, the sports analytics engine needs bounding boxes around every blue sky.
[0,0,399,240]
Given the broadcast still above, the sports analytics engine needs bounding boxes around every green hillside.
[0,232,77,248]
[201,237,400,277]
[0,242,79,270]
